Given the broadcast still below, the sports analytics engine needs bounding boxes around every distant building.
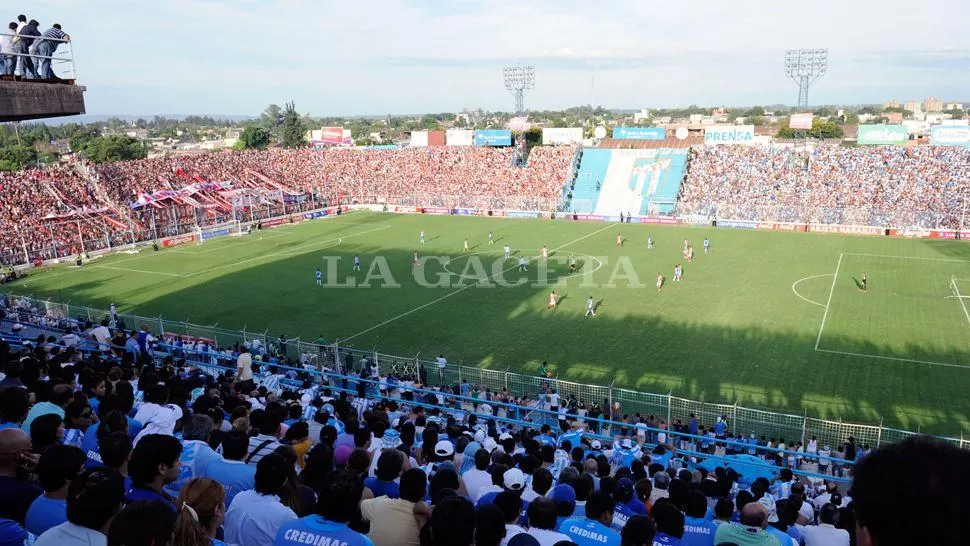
[882,100,900,109]
[903,100,922,114]
[887,112,904,124]
[633,109,650,123]
[923,97,943,112]
[945,102,964,111]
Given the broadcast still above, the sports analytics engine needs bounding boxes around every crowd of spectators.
[0,13,70,79]
[1,298,968,546]
[0,147,575,266]
[679,146,970,228]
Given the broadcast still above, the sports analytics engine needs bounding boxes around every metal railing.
[3,293,967,454]
[0,31,76,81]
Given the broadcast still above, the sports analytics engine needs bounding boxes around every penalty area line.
[340,223,615,343]
[951,277,970,326]
[814,347,970,370]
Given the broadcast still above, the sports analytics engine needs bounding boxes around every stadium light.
[503,65,535,114]
[784,49,827,111]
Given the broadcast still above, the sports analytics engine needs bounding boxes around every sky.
[25,0,970,117]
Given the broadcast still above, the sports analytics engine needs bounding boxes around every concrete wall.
[0,81,86,122]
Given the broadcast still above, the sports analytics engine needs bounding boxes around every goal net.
[197,220,241,243]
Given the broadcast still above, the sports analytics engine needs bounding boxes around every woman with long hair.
[30,414,64,454]
[272,445,316,517]
[174,478,227,546]
[62,401,95,448]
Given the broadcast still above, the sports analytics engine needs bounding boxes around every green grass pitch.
[10,212,970,435]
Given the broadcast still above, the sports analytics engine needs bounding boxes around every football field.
[9,212,970,435]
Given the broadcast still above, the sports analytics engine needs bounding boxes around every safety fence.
[4,294,967,453]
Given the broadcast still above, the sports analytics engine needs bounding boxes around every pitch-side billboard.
[612,127,666,140]
[857,125,909,145]
[789,113,813,130]
[541,128,584,145]
[320,127,344,144]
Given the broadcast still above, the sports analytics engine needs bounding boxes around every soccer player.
[315,268,322,286]
[686,246,693,262]
[488,231,494,245]
[541,245,549,261]
[585,297,596,317]
[568,254,577,274]
[656,273,664,291]
[647,235,654,249]
[616,233,623,247]
[504,244,511,260]
[703,237,710,254]
[353,254,361,271]
[518,257,528,272]
[861,272,867,292]
[412,250,419,265]
[548,291,557,309]
[463,238,470,252]
[420,230,425,244]
[674,264,683,282]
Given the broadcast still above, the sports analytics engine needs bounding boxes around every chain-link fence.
[4,293,967,451]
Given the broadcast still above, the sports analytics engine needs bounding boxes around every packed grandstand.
[1,295,968,546]
[1,142,968,267]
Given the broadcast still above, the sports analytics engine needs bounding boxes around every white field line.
[791,273,833,307]
[93,265,185,277]
[182,224,391,279]
[841,252,970,263]
[952,277,970,326]
[341,223,615,343]
[815,253,843,350]
[814,348,969,370]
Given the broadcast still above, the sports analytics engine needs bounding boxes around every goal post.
[196,220,241,243]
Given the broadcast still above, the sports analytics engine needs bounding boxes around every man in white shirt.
[436,354,447,385]
[89,320,111,352]
[495,491,526,546]
[132,385,183,445]
[0,22,16,76]
[462,449,493,502]
[800,504,850,546]
[34,466,125,546]
[236,348,254,390]
[360,467,426,546]
[224,453,297,546]
[60,327,81,348]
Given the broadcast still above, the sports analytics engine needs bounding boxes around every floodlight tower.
[784,49,827,157]
[503,65,535,114]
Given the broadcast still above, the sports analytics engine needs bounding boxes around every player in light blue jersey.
[648,235,654,249]
[315,268,322,286]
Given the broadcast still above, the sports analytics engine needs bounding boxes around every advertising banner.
[473,130,513,146]
[162,234,195,248]
[808,224,883,236]
[320,127,344,144]
[929,125,970,146]
[717,219,758,229]
[757,222,807,232]
[612,127,666,140]
[704,125,755,145]
[422,207,449,215]
[635,217,678,225]
[410,131,429,147]
[446,129,475,146]
[506,211,540,219]
[427,131,445,147]
[789,113,814,130]
[857,125,909,145]
[261,217,291,228]
[541,128,584,145]
[201,228,230,240]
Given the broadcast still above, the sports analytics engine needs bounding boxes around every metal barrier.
[0,31,76,81]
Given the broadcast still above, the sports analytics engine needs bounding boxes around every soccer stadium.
[1,4,969,546]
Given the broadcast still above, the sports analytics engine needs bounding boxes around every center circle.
[441,249,603,281]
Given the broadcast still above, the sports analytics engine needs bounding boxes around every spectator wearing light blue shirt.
[681,490,716,546]
[274,469,372,546]
[202,430,256,506]
[22,384,73,433]
[26,445,86,537]
[559,491,621,546]
[164,415,220,497]
[652,501,685,545]
[225,453,296,546]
